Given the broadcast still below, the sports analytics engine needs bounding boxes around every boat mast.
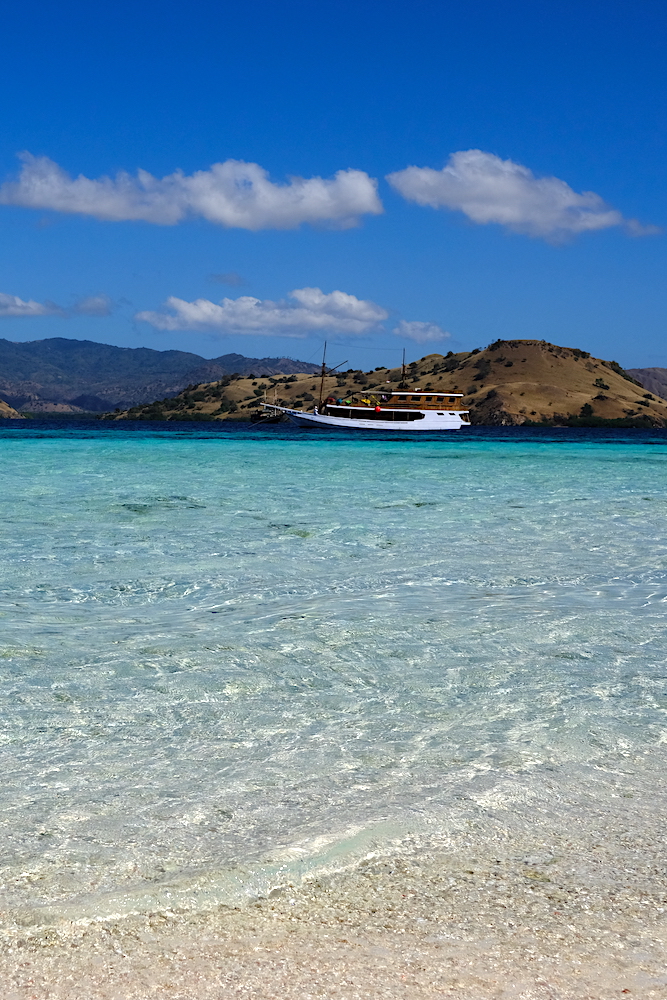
[318,341,328,409]
[398,348,408,389]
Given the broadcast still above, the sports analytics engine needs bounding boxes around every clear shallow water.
[1,420,667,929]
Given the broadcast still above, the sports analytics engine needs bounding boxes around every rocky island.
[107,339,667,427]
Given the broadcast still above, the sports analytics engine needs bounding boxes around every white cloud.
[136,287,389,337]
[0,292,61,317]
[393,319,450,343]
[0,291,117,319]
[72,294,113,316]
[0,153,383,230]
[387,149,652,239]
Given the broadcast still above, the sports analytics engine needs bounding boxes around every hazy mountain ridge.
[0,338,319,411]
[627,369,667,400]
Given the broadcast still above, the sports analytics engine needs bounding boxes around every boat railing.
[321,392,466,411]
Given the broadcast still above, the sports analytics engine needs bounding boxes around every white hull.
[263,405,470,431]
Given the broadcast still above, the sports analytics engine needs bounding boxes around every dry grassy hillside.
[0,398,23,419]
[442,339,667,425]
[107,339,667,427]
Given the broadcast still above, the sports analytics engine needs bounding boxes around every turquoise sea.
[1,420,667,951]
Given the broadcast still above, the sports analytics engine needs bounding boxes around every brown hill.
[0,398,23,419]
[107,340,667,427]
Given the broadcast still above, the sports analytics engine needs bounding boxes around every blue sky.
[0,0,665,369]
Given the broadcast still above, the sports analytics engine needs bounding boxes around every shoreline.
[4,816,666,999]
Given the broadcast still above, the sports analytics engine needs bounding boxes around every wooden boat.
[262,390,469,430]
[259,344,470,431]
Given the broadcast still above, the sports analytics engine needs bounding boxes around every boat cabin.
[320,389,466,421]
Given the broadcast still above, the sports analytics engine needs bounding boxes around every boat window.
[448,397,455,402]
[410,395,422,401]
[323,408,427,422]
[437,412,445,415]
[424,396,432,401]
[376,410,425,421]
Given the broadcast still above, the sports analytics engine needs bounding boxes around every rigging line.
[324,342,408,353]
[301,343,331,363]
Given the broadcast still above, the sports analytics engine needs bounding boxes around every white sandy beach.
[3,801,666,1000]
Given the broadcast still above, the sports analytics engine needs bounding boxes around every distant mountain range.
[0,338,320,412]
[2,337,663,421]
[627,369,667,400]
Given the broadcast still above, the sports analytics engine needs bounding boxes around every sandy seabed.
[2,814,666,1000]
